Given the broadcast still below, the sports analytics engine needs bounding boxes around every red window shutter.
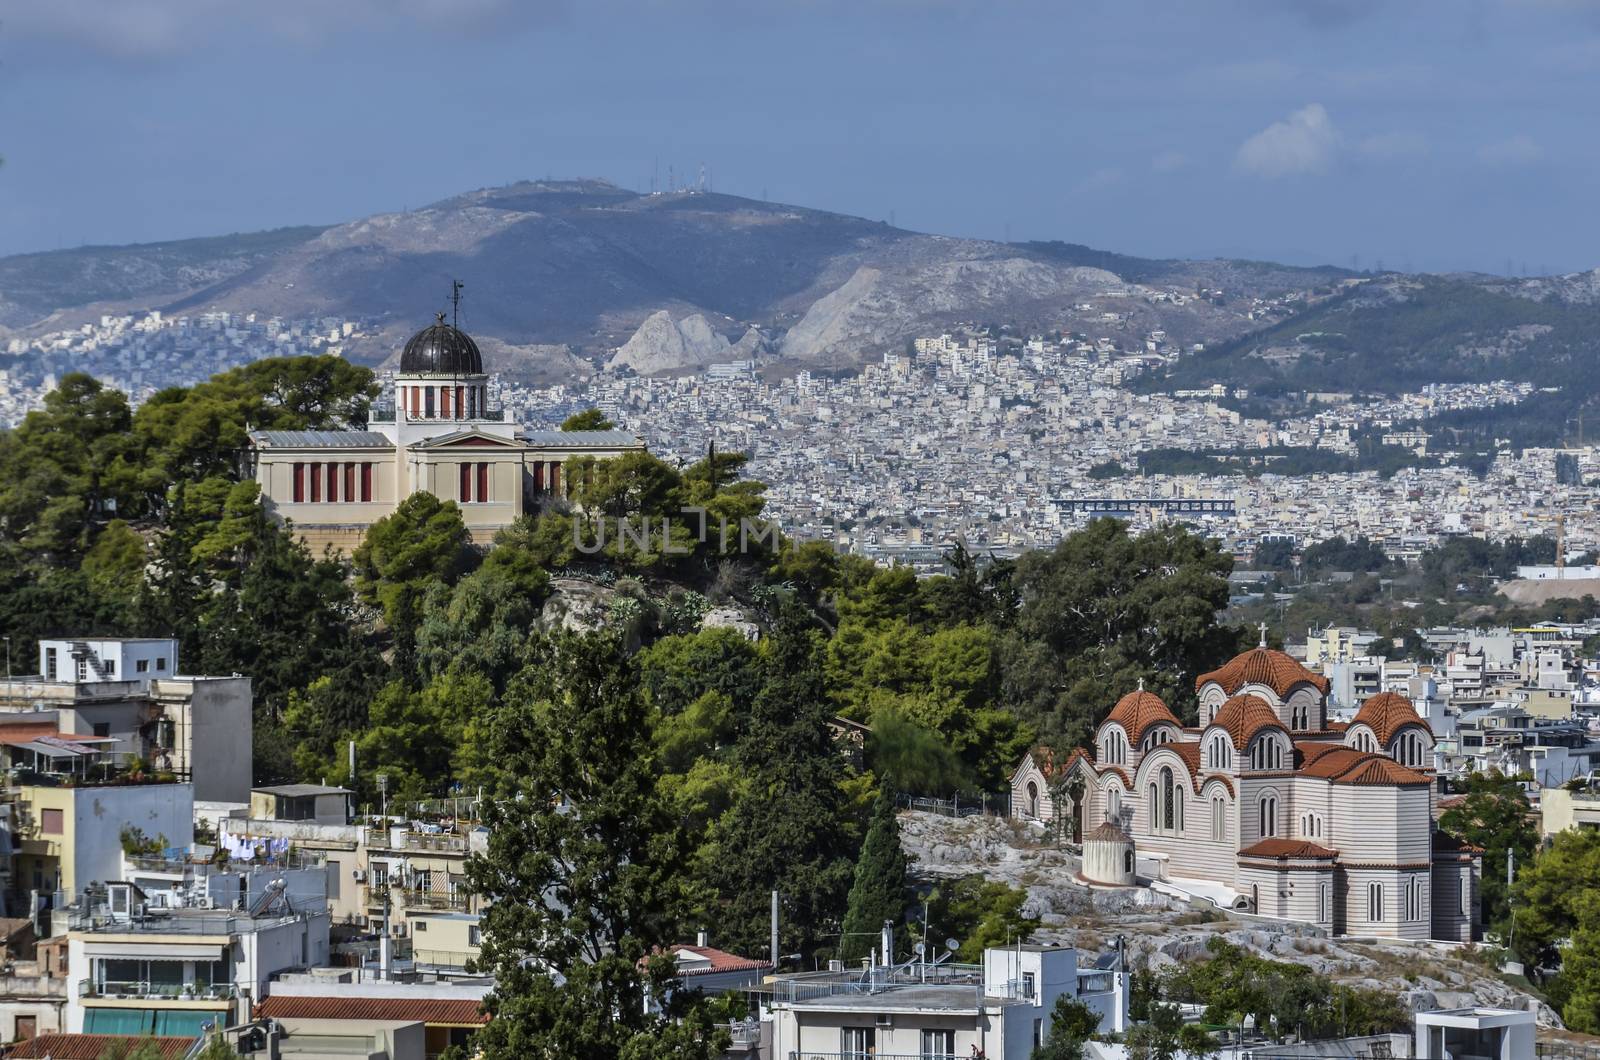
[293,463,305,503]
[460,463,472,503]
[327,462,339,503]
[344,463,355,500]
[310,463,321,503]
[477,462,489,503]
[361,462,373,502]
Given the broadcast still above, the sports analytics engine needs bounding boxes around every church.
[1010,635,1482,942]
[247,316,644,552]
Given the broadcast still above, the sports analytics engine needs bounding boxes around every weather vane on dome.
[451,279,465,329]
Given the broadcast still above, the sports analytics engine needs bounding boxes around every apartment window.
[1022,971,1036,999]
[136,659,149,673]
[155,657,167,671]
[45,647,57,680]
[841,1028,875,1059]
[292,462,305,503]
[41,809,64,835]
[468,924,482,946]
[103,659,115,676]
[921,1029,956,1059]
[1033,1018,1044,1048]
[477,462,490,502]
[76,657,88,681]
[415,920,428,932]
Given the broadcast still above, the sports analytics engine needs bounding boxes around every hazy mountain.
[0,179,1350,382]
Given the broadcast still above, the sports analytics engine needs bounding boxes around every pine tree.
[839,785,909,964]
[461,631,727,1059]
[708,601,856,958]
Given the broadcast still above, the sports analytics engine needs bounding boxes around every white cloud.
[1234,103,1340,177]
[1479,134,1544,165]
[1151,151,1190,173]
[1357,131,1430,158]
[6,0,560,59]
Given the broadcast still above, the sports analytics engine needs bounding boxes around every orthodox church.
[247,316,643,552]
[1010,634,1482,941]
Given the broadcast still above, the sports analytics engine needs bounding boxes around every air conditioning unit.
[352,870,367,882]
[875,1013,893,1028]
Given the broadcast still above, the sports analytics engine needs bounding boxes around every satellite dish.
[913,942,926,955]
[945,938,961,952]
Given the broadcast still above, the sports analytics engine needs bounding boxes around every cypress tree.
[839,784,909,965]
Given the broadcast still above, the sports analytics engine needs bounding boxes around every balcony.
[397,887,470,911]
[789,1054,962,1060]
[367,406,507,425]
[79,978,238,1002]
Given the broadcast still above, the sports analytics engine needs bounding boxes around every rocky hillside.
[900,811,1559,1025]
[0,179,1347,382]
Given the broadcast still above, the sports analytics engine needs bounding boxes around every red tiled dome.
[1103,689,1181,744]
[1208,693,1288,750]
[1196,647,1329,697]
[1351,692,1431,746]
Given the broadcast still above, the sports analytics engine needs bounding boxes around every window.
[1461,870,1470,916]
[1300,813,1322,839]
[344,462,356,502]
[156,657,167,671]
[1211,796,1227,842]
[1108,787,1122,821]
[1033,1018,1044,1049]
[1022,971,1036,999]
[361,462,374,502]
[460,463,473,503]
[136,659,149,673]
[415,920,428,932]
[1404,876,1425,922]
[1258,794,1278,838]
[922,1029,955,1059]
[1251,736,1284,770]
[1026,781,1039,819]
[425,387,435,418]
[93,723,111,738]
[41,808,64,835]
[1320,883,1330,923]
[310,462,322,502]
[292,462,306,503]
[103,658,115,676]
[1368,881,1384,922]
[1160,767,1175,831]
[468,924,482,946]
[76,657,88,681]
[326,462,339,503]
[477,462,490,503]
[841,1028,876,1059]
[45,647,57,680]
[455,385,466,419]
[1207,734,1232,770]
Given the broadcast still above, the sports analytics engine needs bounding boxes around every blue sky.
[2,0,1598,273]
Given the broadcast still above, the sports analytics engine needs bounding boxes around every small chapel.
[1010,631,1482,941]
[247,314,643,552]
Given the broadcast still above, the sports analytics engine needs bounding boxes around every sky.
[2,0,1599,273]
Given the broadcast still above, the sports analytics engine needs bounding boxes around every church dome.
[400,318,484,375]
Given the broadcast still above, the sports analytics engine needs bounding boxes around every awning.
[15,739,95,758]
[82,943,226,960]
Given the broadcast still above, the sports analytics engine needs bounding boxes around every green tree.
[560,407,616,431]
[838,786,909,964]
[999,519,1242,748]
[924,876,1040,963]
[1439,770,1536,934]
[353,492,475,674]
[1126,1001,1185,1060]
[461,632,726,1059]
[1512,827,1600,972]
[706,604,856,958]
[1031,995,1101,1060]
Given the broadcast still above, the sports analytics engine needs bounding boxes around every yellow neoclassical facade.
[248,317,643,551]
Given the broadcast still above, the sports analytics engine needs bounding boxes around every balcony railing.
[789,1053,961,1060]
[397,887,470,911]
[367,407,507,424]
[80,978,238,1001]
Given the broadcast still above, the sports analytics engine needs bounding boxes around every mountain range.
[2,179,1596,417]
[0,179,1347,382]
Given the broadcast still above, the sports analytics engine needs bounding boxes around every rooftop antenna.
[451,280,465,329]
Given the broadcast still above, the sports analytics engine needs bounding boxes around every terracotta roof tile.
[1196,647,1330,697]
[1103,690,1182,745]
[255,996,489,1025]
[9,1036,195,1059]
[1350,692,1432,746]
[667,945,772,977]
[1238,838,1339,860]
[1209,693,1288,750]
[1085,820,1132,843]
[1297,746,1430,786]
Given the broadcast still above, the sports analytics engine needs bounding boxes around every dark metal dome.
[400,316,484,375]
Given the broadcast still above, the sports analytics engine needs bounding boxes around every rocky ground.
[899,810,1563,1027]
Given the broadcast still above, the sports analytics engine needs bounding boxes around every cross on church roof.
[1258,621,1269,648]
